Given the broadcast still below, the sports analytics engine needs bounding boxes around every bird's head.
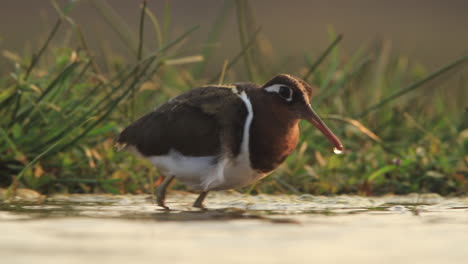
[261,74,343,153]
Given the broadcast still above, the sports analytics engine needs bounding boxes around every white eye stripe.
[264,84,293,102]
[264,84,282,93]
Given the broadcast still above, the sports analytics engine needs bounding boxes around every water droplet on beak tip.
[333,147,343,155]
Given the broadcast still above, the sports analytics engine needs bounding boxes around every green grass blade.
[356,54,468,118]
[15,62,80,125]
[137,0,147,61]
[141,25,200,62]
[91,0,140,55]
[209,27,261,83]
[192,0,234,79]
[302,34,343,81]
[0,127,20,156]
[5,139,61,199]
[235,0,255,81]
[50,58,159,154]
[144,8,163,48]
[162,1,171,44]
[313,57,370,106]
[367,164,397,182]
[24,19,62,81]
[29,63,144,153]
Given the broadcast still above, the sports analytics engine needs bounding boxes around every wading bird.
[117,74,343,209]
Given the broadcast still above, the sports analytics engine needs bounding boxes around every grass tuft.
[0,1,466,197]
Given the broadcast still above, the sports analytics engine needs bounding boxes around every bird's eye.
[278,86,293,101]
[264,84,294,102]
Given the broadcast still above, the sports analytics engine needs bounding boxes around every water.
[1,191,467,264]
[333,147,343,154]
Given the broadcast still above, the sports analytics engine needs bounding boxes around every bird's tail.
[114,131,129,152]
[114,141,128,152]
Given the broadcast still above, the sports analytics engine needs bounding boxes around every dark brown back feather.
[117,85,252,157]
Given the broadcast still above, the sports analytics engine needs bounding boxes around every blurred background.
[0,0,467,196]
[1,3,467,263]
[2,0,468,70]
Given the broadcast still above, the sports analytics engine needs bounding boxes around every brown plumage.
[117,74,343,208]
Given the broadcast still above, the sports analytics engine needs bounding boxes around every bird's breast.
[249,120,300,173]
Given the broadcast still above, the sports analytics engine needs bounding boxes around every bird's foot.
[155,175,175,210]
[192,191,208,209]
[156,196,170,210]
[192,201,206,209]
[156,187,171,210]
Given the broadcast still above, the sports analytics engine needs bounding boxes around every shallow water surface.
[1,192,467,264]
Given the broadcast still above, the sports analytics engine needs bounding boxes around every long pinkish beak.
[303,105,343,152]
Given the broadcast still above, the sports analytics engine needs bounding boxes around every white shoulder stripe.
[236,91,254,161]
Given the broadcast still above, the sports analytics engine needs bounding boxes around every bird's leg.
[193,191,208,209]
[155,175,175,209]
[153,175,165,187]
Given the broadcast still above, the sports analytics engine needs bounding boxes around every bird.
[116,74,343,209]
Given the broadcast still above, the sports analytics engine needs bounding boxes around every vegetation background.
[0,0,467,198]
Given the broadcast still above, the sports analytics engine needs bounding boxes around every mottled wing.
[117,85,251,157]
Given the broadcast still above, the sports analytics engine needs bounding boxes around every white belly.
[147,149,266,191]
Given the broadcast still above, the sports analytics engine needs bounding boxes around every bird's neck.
[247,92,300,173]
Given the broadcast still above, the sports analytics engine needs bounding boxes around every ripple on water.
[0,192,467,222]
[1,192,467,264]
